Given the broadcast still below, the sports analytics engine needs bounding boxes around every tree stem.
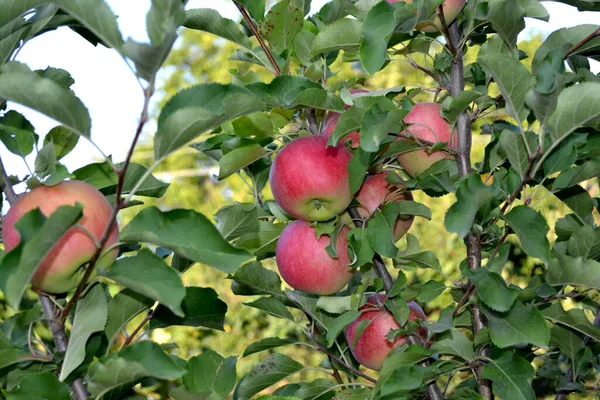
[448,22,493,400]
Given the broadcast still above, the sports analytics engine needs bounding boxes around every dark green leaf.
[0,111,37,157]
[465,268,519,312]
[183,350,236,398]
[360,1,394,75]
[260,0,304,54]
[122,36,177,82]
[43,125,79,160]
[121,207,252,274]
[550,325,584,361]
[184,8,251,49]
[430,329,475,361]
[146,0,184,46]
[235,353,304,400]
[482,350,535,400]
[219,144,267,179]
[487,0,525,47]
[0,332,41,370]
[326,310,360,347]
[483,302,550,348]
[547,253,600,291]
[104,289,154,347]
[5,372,70,400]
[243,337,296,358]
[311,18,361,55]
[236,221,285,256]
[215,202,259,241]
[231,261,284,298]
[245,297,295,321]
[499,129,530,179]
[533,24,600,70]
[503,206,550,264]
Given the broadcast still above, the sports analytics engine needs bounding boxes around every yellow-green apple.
[3,180,119,294]
[275,220,354,295]
[322,89,369,148]
[397,102,456,176]
[388,0,466,33]
[270,135,353,221]
[355,172,414,242]
[344,294,427,370]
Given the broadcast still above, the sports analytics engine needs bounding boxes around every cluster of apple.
[270,98,455,370]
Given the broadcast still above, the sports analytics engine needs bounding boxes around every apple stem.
[448,21,493,400]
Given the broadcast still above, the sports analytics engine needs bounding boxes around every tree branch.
[0,157,89,399]
[234,1,281,75]
[448,22,493,400]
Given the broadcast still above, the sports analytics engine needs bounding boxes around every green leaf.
[121,207,252,274]
[326,310,360,348]
[311,18,362,55]
[441,90,482,125]
[244,297,295,321]
[425,305,454,333]
[184,8,251,49]
[232,112,274,138]
[547,253,600,291]
[150,287,227,331]
[483,302,550,348]
[60,285,108,381]
[374,346,432,396]
[396,251,444,274]
[430,329,475,361]
[87,341,185,398]
[482,350,535,400]
[552,159,600,191]
[121,36,177,82]
[547,82,600,147]
[360,1,394,75]
[445,173,498,238]
[360,107,405,152]
[503,206,550,264]
[104,289,154,347]
[243,338,296,358]
[348,147,374,196]
[487,0,525,47]
[286,290,336,331]
[102,249,185,317]
[0,62,91,138]
[499,129,530,179]
[215,202,259,241]
[260,0,304,54]
[231,262,284,298]
[53,0,124,49]
[367,210,397,258]
[236,353,304,400]
[533,24,600,70]
[183,350,236,398]
[236,222,285,256]
[316,295,353,314]
[567,225,600,259]
[550,325,585,361]
[293,28,316,65]
[146,0,184,46]
[43,125,79,160]
[416,280,446,303]
[0,111,37,157]
[465,268,519,312]
[1,205,82,309]
[219,144,267,180]
[237,0,265,21]
[478,46,533,123]
[155,83,265,159]
[554,185,595,224]
[5,372,70,400]
[0,332,41,371]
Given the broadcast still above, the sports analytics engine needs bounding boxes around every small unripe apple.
[275,220,354,295]
[397,102,455,176]
[388,0,466,33]
[323,89,369,148]
[3,180,119,294]
[270,136,353,221]
[345,294,427,370]
[355,172,414,242]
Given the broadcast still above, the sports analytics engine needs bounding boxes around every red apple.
[355,172,414,242]
[397,102,456,176]
[3,180,119,294]
[270,135,353,221]
[388,0,466,33]
[345,294,427,370]
[275,220,354,295]
[322,89,369,148]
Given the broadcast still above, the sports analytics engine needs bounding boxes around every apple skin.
[397,102,456,176]
[355,172,414,242]
[322,89,369,148]
[388,0,466,33]
[275,220,354,295]
[344,294,427,370]
[3,180,119,294]
[270,135,353,221]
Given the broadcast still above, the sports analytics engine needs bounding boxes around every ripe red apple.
[3,180,119,294]
[388,0,466,33]
[322,89,369,148]
[397,102,456,176]
[270,135,353,221]
[275,220,354,295]
[345,294,427,370]
[355,172,414,242]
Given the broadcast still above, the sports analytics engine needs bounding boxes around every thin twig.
[61,79,155,321]
[0,156,18,204]
[565,28,600,58]
[122,309,154,348]
[448,22,493,400]
[233,1,281,75]
[306,109,320,135]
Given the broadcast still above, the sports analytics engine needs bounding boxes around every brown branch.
[234,1,281,75]
[0,158,89,399]
[306,109,320,135]
[565,28,600,58]
[60,80,155,321]
[408,59,447,89]
[448,22,493,400]
[122,309,153,348]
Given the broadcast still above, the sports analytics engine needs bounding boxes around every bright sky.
[2,1,599,183]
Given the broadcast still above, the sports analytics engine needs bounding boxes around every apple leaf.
[430,329,475,361]
[546,253,600,291]
[243,338,296,358]
[487,0,526,47]
[482,350,535,400]
[4,372,70,400]
[219,144,268,180]
[183,350,237,397]
[60,285,108,381]
[464,268,519,312]
[311,18,362,55]
[244,297,295,321]
[146,0,185,46]
[104,289,154,347]
[121,207,252,273]
[326,310,360,347]
[102,249,185,317]
[235,353,303,400]
[0,62,91,138]
[550,325,585,361]
[184,8,251,49]
[499,129,530,180]
[533,24,600,70]
[0,331,43,371]
[482,302,550,348]
[259,0,303,55]
[231,261,284,298]
[360,1,395,75]
[236,221,286,256]
[87,341,185,398]
[0,111,37,157]
[215,203,259,241]
[503,206,550,264]
[149,287,227,331]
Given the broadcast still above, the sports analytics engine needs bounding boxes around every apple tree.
[1,0,600,399]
